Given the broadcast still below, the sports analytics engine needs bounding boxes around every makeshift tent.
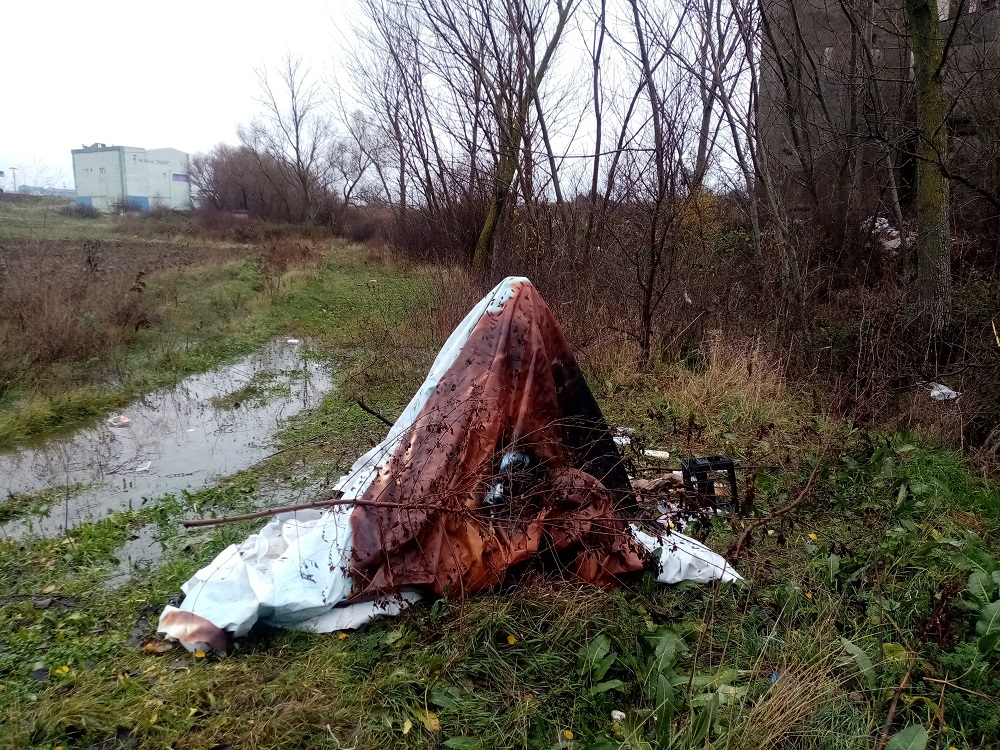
[159,277,739,653]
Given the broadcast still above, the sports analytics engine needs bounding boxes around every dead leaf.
[507,635,518,645]
[42,585,57,594]
[140,639,173,655]
[415,708,441,732]
[149,712,158,725]
[402,719,412,735]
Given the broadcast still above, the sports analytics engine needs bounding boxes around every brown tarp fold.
[350,280,649,597]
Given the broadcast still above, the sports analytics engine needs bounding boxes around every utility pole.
[9,166,18,192]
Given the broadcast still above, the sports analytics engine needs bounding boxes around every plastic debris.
[136,461,152,473]
[928,383,960,401]
[287,338,300,344]
[643,449,671,460]
[613,435,631,446]
[611,710,626,721]
[499,451,531,473]
[107,415,131,428]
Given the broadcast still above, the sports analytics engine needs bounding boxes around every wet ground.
[0,339,333,539]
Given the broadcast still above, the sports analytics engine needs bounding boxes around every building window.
[99,168,105,175]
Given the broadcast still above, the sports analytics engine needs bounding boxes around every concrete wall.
[73,144,191,211]
[758,0,1000,213]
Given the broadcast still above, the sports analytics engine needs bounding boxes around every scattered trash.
[611,710,626,721]
[928,383,960,401]
[107,415,131,428]
[135,461,151,473]
[683,290,694,305]
[681,455,739,506]
[287,338,300,344]
[499,451,531,473]
[613,427,633,446]
[185,428,196,432]
[643,449,671,460]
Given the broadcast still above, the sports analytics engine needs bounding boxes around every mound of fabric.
[159,277,739,653]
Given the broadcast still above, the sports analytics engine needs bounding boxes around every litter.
[287,338,300,344]
[644,449,671,460]
[135,461,151,473]
[159,277,740,654]
[107,415,131,428]
[612,427,633,446]
[928,383,960,401]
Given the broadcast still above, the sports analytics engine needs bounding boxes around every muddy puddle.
[0,339,333,538]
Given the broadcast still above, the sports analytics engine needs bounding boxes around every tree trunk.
[905,0,952,344]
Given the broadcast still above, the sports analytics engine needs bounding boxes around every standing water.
[0,339,333,538]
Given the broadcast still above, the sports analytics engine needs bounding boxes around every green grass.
[0,482,88,525]
[4,395,999,749]
[0,197,119,243]
[0,240,431,448]
[1,213,999,748]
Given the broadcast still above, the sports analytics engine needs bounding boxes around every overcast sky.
[1,0,352,190]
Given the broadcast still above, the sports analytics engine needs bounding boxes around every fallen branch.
[357,398,394,427]
[922,676,996,701]
[727,457,823,558]
[874,652,916,750]
[183,497,672,530]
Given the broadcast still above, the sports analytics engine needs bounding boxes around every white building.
[72,143,192,211]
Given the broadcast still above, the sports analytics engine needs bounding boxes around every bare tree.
[240,54,332,223]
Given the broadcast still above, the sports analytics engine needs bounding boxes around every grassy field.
[1,205,999,749]
[0,198,431,447]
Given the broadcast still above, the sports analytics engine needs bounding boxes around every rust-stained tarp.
[349,279,649,597]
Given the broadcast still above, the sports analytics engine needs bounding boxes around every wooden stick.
[874,656,914,750]
[357,398,394,427]
[728,457,822,557]
[183,497,673,530]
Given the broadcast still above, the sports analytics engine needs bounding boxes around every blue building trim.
[76,197,93,207]
[126,196,150,211]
